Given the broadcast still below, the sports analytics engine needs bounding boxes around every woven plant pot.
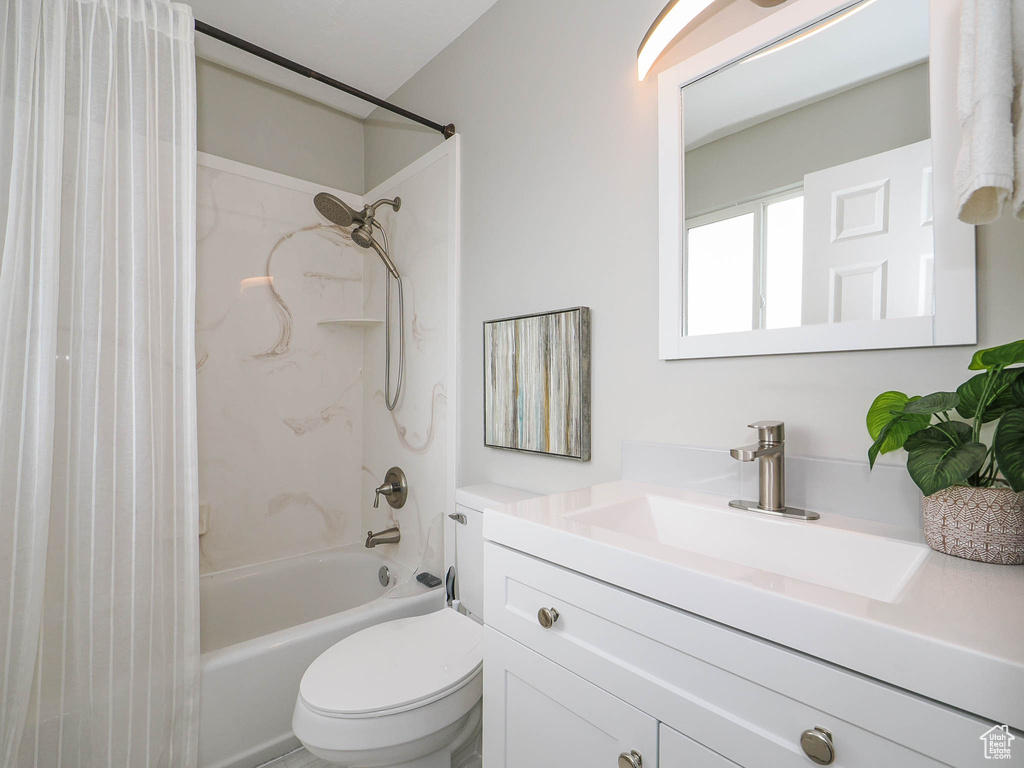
[922,485,1024,565]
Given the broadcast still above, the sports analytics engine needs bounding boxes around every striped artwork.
[484,307,591,460]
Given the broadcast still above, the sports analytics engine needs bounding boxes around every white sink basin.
[563,494,929,602]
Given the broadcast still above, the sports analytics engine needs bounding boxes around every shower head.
[351,223,375,249]
[313,192,363,228]
[313,192,402,279]
[356,223,401,279]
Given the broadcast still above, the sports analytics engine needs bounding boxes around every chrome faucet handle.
[372,466,408,509]
[748,420,784,444]
[373,481,395,508]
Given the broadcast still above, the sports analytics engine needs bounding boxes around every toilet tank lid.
[455,484,537,512]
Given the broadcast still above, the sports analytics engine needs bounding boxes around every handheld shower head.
[354,223,400,279]
[351,223,375,249]
[313,192,363,228]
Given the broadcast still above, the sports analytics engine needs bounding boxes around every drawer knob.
[800,726,835,765]
[537,607,560,629]
[617,750,642,768]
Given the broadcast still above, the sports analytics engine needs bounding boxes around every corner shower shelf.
[317,318,385,328]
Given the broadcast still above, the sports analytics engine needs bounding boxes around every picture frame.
[483,307,591,461]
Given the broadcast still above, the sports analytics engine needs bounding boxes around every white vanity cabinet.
[660,725,741,767]
[483,628,657,767]
[482,542,996,768]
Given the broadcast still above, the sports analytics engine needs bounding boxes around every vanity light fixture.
[745,0,879,62]
[637,0,788,81]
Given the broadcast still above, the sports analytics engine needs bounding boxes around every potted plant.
[867,339,1024,564]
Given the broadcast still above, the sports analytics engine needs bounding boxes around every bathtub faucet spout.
[365,526,401,548]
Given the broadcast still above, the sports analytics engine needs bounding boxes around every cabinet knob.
[537,607,560,629]
[617,750,642,768]
[800,726,835,765]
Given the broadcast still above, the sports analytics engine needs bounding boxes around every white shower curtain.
[0,1,199,766]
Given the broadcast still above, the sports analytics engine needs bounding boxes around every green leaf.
[867,391,911,439]
[904,391,959,415]
[968,339,1024,370]
[865,392,930,464]
[868,420,894,469]
[994,408,1024,492]
[956,369,1023,422]
[1013,374,1024,407]
[904,420,973,450]
[905,423,987,496]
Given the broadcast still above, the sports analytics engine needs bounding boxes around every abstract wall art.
[484,307,591,460]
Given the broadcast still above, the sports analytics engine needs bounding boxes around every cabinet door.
[660,725,740,768]
[483,627,657,768]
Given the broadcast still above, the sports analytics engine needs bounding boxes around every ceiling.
[684,0,929,149]
[189,0,500,120]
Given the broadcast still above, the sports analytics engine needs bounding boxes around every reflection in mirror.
[682,0,931,337]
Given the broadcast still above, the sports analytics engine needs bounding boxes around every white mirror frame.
[657,0,976,360]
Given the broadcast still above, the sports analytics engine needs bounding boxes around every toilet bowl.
[293,484,537,767]
[293,608,483,768]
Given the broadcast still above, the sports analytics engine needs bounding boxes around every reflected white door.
[802,139,933,325]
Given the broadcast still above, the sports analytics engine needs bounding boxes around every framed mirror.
[657,0,976,359]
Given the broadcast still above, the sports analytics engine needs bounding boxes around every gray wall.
[197,59,365,193]
[362,0,1024,495]
[685,63,930,215]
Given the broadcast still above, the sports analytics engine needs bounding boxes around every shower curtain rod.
[194,20,456,139]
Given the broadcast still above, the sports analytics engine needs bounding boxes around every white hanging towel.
[954,0,1018,224]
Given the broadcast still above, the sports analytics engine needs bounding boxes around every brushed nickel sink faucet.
[729,421,819,521]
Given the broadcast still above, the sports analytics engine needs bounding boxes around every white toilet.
[292,485,536,767]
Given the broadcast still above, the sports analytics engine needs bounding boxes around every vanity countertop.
[482,480,1024,728]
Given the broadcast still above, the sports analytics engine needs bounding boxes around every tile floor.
[259,748,332,768]
[259,740,483,768]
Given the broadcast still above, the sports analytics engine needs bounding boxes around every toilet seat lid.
[299,608,482,717]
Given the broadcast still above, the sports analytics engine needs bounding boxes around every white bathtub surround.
[361,140,461,577]
[198,545,441,768]
[196,155,367,573]
[196,142,460,580]
[0,1,200,765]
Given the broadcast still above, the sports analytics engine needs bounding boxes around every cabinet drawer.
[482,627,658,768]
[484,542,992,767]
[660,724,739,767]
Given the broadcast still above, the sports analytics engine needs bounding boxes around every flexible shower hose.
[377,223,404,411]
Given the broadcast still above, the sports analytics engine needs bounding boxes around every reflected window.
[684,188,803,336]
[685,212,755,336]
[764,195,803,330]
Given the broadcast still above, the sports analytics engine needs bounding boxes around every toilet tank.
[450,484,537,622]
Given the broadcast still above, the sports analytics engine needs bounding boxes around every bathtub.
[198,544,442,768]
